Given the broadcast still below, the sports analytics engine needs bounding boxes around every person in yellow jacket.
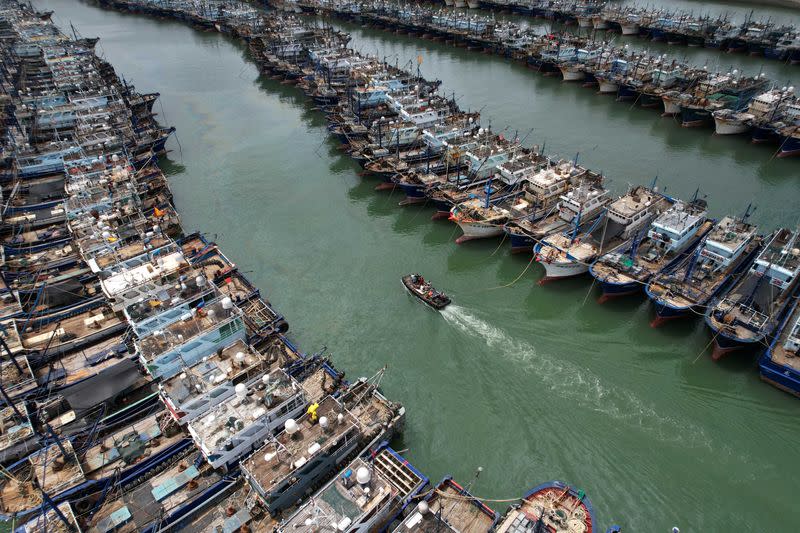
[307,402,319,423]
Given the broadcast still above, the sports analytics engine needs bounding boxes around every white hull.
[560,67,585,81]
[538,258,590,280]
[467,0,480,8]
[577,17,593,28]
[454,0,466,7]
[593,19,610,30]
[662,98,681,115]
[621,23,639,35]
[444,0,454,5]
[714,118,751,135]
[455,220,505,241]
[598,80,619,94]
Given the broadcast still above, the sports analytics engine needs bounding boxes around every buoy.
[319,416,329,429]
[285,418,299,435]
[234,383,247,398]
[418,501,429,515]
[221,296,233,310]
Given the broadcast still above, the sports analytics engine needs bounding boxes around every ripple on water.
[440,305,714,450]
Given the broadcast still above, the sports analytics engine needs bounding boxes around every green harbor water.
[39,0,800,530]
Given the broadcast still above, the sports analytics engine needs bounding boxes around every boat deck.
[395,480,496,532]
[497,485,591,533]
[30,440,85,499]
[137,299,239,362]
[241,396,360,491]
[280,455,396,531]
[17,502,80,533]
[188,369,298,453]
[19,305,123,352]
[0,403,34,453]
[92,235,172,270]
[86,456,220,533]
[123,268,211,324]
[705,216,757,256]
[708,271,787,342]
[768,307,800,371]
[160,339,266,405]
[607,187,665,222]
[300,366,340,402]
[179,478,278,533]
[80,412,181,480]
[593,220,712,284]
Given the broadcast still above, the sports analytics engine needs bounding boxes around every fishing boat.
[590,196,713,301]
[240,378,404,517]
[402,274,451,310]
[705,227,800,360]
[712,85,783,135]
[674,72,768,128]
[503,177,610,254]
[186,368,307,469]
[158,336,300,424]
[494,481,595,533]
[759,297,800,397]
[450,158,594,244]
[535,185,670,283]
[646,212,762,326]
[277,443,428,532]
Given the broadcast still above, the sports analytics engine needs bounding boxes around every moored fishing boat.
[646,212,762,326]
[590,196,713,301]
[503,178,610,254]
[391,474,500,532]
[277,443,428,532]
[759,297,800,397]
[495,481,595,533]
[535,185,670,283]
[705,227,800,360]
[240,378,404,517]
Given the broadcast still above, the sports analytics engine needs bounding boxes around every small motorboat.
[402,274,451,310]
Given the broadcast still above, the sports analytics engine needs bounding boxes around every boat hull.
[680,106,713,128]
[452,219,504,243]
[534,244,590,282]
[714,117,751,135]
[598,80,619,94]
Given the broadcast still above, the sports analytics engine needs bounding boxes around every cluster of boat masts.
[284,0,800,154]
[429,0,800,62]
[0,1,627,532]
[279,0,800,63]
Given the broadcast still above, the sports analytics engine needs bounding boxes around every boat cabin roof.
[136,296,241,362]
[187,369,300,456]
[241,396,361,492]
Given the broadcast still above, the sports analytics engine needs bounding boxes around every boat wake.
[440,305,713,449]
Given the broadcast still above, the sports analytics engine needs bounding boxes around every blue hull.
[751,125,778,144]
[778,135,800,158]
[397,181,426,199]
[597,278,640,297]
[759,299,800,397]
[506,229,535,254]
[759,355,800,398]
[616,84,639,101]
